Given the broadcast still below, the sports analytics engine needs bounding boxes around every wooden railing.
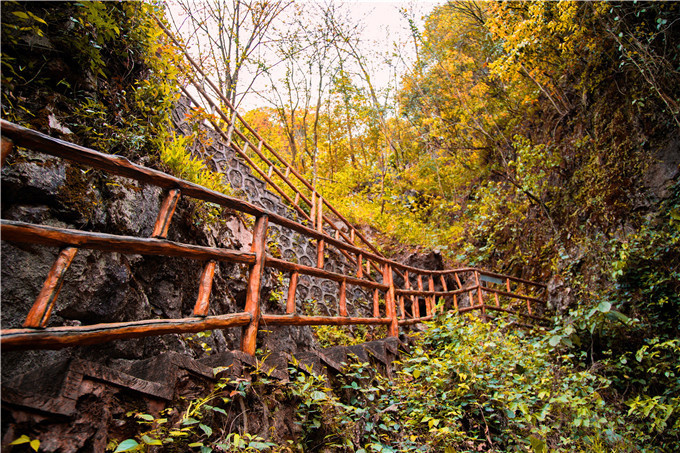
[155,16,384,264]
[0,120,547,355]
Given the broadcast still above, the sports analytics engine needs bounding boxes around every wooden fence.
[0,120,547,355]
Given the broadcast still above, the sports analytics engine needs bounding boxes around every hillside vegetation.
[2,1,678,452]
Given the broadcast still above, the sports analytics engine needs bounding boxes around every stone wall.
[172,98,377,318]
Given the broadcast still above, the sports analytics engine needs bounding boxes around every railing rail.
[1,120,547,354]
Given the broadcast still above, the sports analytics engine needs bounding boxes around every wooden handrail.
[1,120,548,355]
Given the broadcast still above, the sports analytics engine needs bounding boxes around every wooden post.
[285,166,291,178]
[408,272,419,318]
[384,264,398,337]
[474,271,487,321]
[294,192,300,205]
[267,165,274,179]
[366,259,371,277]
[316,195,324,268]
[1,137,14,167]
[193,261,216,316]
[241,215,268,356]
[339,279,347,317]
[317,196,323,232]
[317,239,325,269]
[24,247,78,328]
[286,271,299,314]
[440,275,449,312]
[428,275,436,314]
[357,253,363,278]
[373,288,380,318]
[151,189,181,238]
[350,228,355,244]
[454,272,463,289]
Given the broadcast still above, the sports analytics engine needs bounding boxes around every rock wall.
[172,98,378,317]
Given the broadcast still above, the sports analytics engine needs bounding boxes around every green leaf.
[200,447,213,453]
[311,391,326,401]
[528,435,547,453]
[606,310,630,324]
[114,439,140,452]
[182,417,200,425]
[137,413,154,421]
[211,406,228,416]
[188,441,204,447]
[199,423,213,437]
[141,435,162,445]
[548,335,562,347]
[597,301,612,313]
[412,369,421,378]
[249,441,272,450]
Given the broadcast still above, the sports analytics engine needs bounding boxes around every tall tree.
[169,0,291,108]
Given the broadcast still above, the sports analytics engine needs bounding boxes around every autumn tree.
[169,0,291,108]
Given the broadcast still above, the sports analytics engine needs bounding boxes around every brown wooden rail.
[1,120,547,354]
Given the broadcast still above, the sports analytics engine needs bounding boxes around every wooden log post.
[286,271,299,314]
[384,264,398,337]
[357,253,363,278]
[409,273,420,318]
[373,288,380,318]
[241,215,268,356]
[428,275,436,314]
[474,271,487,321]
[339,279,347,317]
[316,196,324,269]
[193,260,217,316]
[24,247,79,328]
[440,275,449,311]
[317,196,323,231]
[151,189,181,238]
[1,137,14,167]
